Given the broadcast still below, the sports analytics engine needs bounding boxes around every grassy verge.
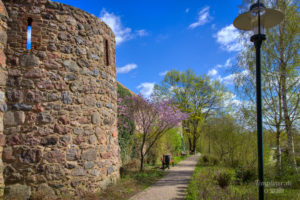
[99,155,189,200]
[98,166,165,200]
[172,155,189,165]
[186,157,300,200]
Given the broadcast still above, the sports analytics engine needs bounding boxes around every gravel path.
[129,154,201,200]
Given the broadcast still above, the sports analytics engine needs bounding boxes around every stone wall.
[1,0,120,198]
[0,0,7,197]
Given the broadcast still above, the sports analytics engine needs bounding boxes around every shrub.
[202,155,209,163]
[215,169,234,188]
[296,156,300,166]
[122,160,140,170]
[290,174,300,189]
[235,167,256,184]
[201,154,219,166]
[210,155,219,166]
[280,172,300,189]
[243,168,256,183]
[230,159,241,168]
[120,160,140,178]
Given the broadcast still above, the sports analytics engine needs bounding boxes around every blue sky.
[54,0,245,101]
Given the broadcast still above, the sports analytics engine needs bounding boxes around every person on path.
[164,155,170,169]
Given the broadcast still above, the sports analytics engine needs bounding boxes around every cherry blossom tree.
[118,95,188,171]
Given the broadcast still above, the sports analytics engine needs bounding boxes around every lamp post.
[233,1,284,200]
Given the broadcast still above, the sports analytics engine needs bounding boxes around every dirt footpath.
[129,154,201,200]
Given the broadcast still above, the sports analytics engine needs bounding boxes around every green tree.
[235,0,299,173]
[153,69,225,154]
[147,127,182,165]
[275,0,299,173]
[202,114,259,169]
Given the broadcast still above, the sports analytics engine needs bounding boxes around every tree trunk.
[208,133,211,154]
[140,154,144,171]
[140,153,144,172]
[192,126,197,154]
[278,0,297,173]
[188,137,192,153]
[281,71,298,172]
[276,74,283,176]
[140,135,146,171]
[275,125,282,176]
[191,120,199,155]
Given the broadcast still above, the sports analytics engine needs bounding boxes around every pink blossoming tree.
[118,94,188,171]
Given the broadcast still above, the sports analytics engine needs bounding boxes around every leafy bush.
[235,167,256,184]
[146,127,183,166]
[278,172,300,189]
[216,172,231,188]
[202,154,209,163]
[296,156,300,166]
[120,160,140,178]
[201,154,219,166]
[289,174,300,189]
[230,159,241,168]
[210,155,219,165]
[215,169,234,188]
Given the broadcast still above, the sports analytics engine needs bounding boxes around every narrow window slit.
[105,39,110,66]
[27,18,33,50]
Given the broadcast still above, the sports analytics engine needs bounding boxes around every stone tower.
[0,0,121,198]
[0,0,7,196]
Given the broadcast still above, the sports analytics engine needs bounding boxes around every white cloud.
[137,82,155,98]
[223,92,242,108]
[214,24,242,52]
[224,58,232,67]
[117,63,137,74]
[100,9,147,45]
[232,99,242,106]
[216,58,232,69]
[189,6,211,29]
[135,29,148,37]
[208,69,218,76]
[222,74,235,85]
[221,70,250,85]
[208,58,233,80]
[215,75,223,82]
[159,70,169,76]
[185,8,190,13]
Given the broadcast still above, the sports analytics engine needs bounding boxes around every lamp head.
[233,2,284,35]
[250,3,266,34]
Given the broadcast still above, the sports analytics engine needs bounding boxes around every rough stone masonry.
[0,0,121,198]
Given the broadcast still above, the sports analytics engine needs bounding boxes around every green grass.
[186,159,300,200]
[173,155,189,165]
[98,166,165,200]
[99,155,190,200]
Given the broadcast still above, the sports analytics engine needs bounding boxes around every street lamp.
[233,1,284,200]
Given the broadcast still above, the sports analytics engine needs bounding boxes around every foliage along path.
[130,154,201,200]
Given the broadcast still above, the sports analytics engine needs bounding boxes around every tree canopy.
[153,69,225,153]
